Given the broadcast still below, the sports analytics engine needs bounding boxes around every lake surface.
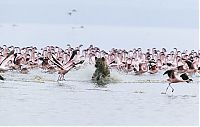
[0,66,198,126]
[0,24,198,51]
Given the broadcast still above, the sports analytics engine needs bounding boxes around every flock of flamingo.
[0,44,199,94]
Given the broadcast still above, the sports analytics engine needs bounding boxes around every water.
[0,1,198,125]
[0,66,198,126]
[0,24,198,51]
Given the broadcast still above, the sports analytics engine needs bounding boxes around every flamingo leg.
[165,84,170,93]
[62,74,65,81]
[169,84,174,92]
[162,83,172,94]
[60,74,63,81]
[57,74,61,81]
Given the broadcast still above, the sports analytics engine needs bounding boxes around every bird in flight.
[67,9,77,16]
[162,69,192,94]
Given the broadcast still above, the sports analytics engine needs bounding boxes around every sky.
[0,0,198,28]
[0,0,198,50]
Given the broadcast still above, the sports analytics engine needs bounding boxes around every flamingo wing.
[180,73,189,80]
[163,70,175,79]
[0,50,14,65]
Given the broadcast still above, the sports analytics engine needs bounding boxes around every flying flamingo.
[0,49,15,72]
[0,50,15,80]
[162,69,192,94]
[50,50,84,81]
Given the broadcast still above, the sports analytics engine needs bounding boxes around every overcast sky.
[0,0,198,28]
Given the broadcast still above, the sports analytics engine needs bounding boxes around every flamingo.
[0,49,15,72]
[162,69,192,94]
[50,51,84,81]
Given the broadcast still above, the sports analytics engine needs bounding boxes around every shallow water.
[0,66,199,125]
